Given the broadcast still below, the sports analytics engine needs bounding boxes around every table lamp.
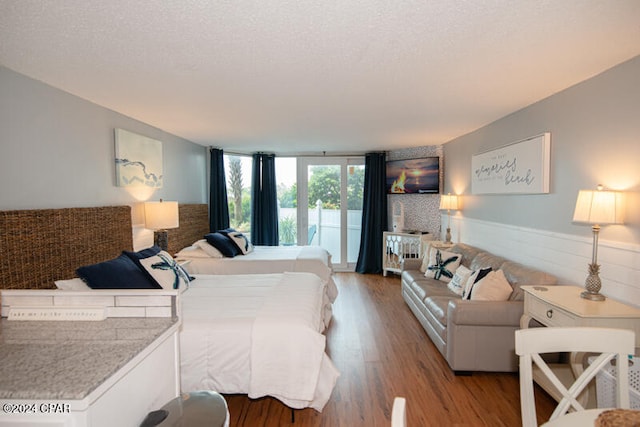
[572,185,624,301]
[439,193,459,243]
[144,200,179,251]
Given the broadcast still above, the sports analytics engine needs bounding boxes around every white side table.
[520,285,640,406]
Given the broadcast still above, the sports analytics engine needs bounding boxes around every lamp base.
[580,290,606,301]
[445,227,452,243]
[154,230,169,252]
[580,262,605,301]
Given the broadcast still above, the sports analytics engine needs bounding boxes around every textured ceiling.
[1,0,639,154]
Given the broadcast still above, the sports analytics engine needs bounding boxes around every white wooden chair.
[391,397,406,427]
[515,327,635,427]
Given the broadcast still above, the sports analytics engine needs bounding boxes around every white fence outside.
[279,206,363,264]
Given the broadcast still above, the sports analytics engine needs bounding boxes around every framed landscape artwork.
[114,128,163,188]
[471,133,551,195]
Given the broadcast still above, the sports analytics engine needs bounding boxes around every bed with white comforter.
[176,245,338,302]
[179,272,339,411]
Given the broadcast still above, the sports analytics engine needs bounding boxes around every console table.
[520,285,640,407]
[382,231,433,276]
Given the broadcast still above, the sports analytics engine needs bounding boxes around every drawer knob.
[546,309,553,318]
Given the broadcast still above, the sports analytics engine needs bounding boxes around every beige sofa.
[401,243,557,373]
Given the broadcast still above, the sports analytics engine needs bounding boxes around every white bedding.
[179,272,339,411]
[177,245,339,302]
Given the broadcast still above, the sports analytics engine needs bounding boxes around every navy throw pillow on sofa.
[76,254,162,289]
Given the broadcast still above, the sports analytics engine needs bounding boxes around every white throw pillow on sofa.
[425,249,461,283]
[470,269,513,301]
[448,265,472,295]
[419,243,434,273]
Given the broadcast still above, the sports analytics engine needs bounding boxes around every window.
[224,154,252,233]
[223,154,364,271]
[276,157,297,245]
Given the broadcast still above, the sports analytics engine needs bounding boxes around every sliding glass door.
[297,157,364,271]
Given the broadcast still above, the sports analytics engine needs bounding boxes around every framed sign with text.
[471,133,551,195]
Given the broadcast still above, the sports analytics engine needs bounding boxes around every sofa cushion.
[424,296,455,327]
[470,252,505,271]
[501,261,558,301]
[425,249,462,282]
[407,277,455,301]
[402,269,427,288]
[450,243,482,268]
[470,270,513,301]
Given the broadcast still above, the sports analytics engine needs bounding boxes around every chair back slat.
[515,327,635,427]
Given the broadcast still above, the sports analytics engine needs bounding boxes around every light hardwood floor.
[225,272,556,426]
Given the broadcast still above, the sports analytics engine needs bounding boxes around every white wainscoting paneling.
[442,215,640,308]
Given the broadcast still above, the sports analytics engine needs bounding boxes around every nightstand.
[520,285,640,406]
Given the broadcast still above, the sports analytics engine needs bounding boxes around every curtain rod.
[210,148,370,158]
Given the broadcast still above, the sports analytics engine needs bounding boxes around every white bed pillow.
[470,269,513,301]
[139,250,191,291]
[54,278,91,291]
[175,244,211,259]
[448,265,472,295]
[424,249,461,283]
[195,239,224,258]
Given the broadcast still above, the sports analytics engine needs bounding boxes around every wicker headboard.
[167,203,209,255]
[0,206,133,290]
[0,203,210,290]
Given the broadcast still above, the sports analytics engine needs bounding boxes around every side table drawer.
[527,296,576,327]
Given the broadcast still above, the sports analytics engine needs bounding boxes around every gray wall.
[0,66,207,223]
[443,55,640,245]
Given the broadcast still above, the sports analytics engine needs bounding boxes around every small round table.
[156,391,229,426]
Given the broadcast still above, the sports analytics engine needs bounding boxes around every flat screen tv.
[386,157,440,194]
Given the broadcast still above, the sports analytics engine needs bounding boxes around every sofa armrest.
[401,258,422,272]
[448,299,523,327]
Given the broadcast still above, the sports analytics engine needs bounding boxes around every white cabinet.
[0,327,179,427]
[0,289,181,427]
[521,285,640,407]
[382,232,432,276]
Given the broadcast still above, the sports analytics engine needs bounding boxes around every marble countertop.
[0,317,178,400]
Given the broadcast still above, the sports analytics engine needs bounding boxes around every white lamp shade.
[439,194,459,211]
[144,201,179,230]
[572,189,624,225]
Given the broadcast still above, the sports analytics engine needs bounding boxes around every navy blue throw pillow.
[123,245,162,261]
[76,254,162,289]
[204,232,241,257]
[122,245,165,287]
